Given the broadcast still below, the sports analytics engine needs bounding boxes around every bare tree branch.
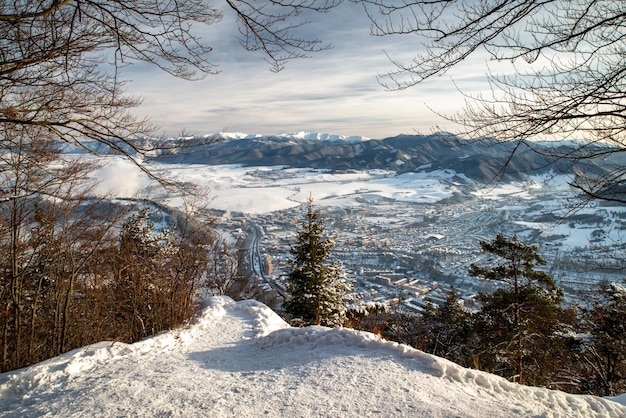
[359,0,626,203]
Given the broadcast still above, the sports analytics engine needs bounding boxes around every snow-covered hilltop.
[1,297,624,417]
[274,131,370,143]
[202,131,370,143]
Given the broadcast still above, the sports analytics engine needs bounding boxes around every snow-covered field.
[93,157,472,214]
[93,157,626,252]
[1,297,624,417]
[156,164,467,214]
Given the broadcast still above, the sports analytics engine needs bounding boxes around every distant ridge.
[151,132,607,184]
[56,131,623,186]
[177,131,369,143]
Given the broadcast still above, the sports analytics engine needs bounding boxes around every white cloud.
[124,2,500,138]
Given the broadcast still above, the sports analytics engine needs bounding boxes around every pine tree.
[572,281,626,396]
[284,197,351,327]
[469,234,562,385]
[114,209,179,340]
[119,209,175,259]
[420,288,475,365]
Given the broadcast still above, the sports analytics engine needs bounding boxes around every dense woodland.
[377,280,626,397]
[352,237,626,397]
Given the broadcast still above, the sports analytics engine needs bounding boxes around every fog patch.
[94,157,149,197]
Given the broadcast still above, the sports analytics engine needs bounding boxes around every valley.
[92,132,626,312]
[148,162,626,312]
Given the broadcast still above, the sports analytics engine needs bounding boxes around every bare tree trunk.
[514,262,523,385]
[27,276,45,364]
[515,304,523,384]
[1,304,9,372]
[60,270,75,354]
[9,176,23,369]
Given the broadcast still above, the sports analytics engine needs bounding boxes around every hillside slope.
[1,297,624,417]
[150,133,603,184]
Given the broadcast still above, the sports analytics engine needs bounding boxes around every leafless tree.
[7,1,623,199]
[2,1,333,371]
[362,0,626,202]
[0,123,118,371]
[0,0,339,164]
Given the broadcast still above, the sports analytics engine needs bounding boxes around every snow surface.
[1,297,624,417]
[151,164,464,214]
[89,158,626,250]
[206,131,369,143]
[195,131,370,143]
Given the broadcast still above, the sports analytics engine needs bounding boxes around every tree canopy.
[469,234,561,384]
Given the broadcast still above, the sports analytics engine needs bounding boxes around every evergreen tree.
[420,289,475,366]
[284,198,351,327]
[469,234,562,384]
[119,209,175,259]
[474,285,565,386]
[113,209,180,340]
[571,281,626,396]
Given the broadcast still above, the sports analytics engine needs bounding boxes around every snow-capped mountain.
[202,131,370,143]
[56,130,626,191]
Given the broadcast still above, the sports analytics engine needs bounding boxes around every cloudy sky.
[124,2,500,139]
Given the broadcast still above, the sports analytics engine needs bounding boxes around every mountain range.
[149,132,618,184]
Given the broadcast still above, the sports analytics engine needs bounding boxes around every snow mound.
[1,297,624,417]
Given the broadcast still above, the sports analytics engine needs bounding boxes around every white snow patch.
[1,297,623,417]
[276,131,370,142]
[205,132,263,140]
[144,164,463,214]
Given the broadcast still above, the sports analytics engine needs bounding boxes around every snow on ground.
[472,172,572,201]
[147,164,464,214]
[1,297,624,417]
[90,157,577,217]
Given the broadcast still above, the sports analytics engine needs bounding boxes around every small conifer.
[284,197,351,327]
